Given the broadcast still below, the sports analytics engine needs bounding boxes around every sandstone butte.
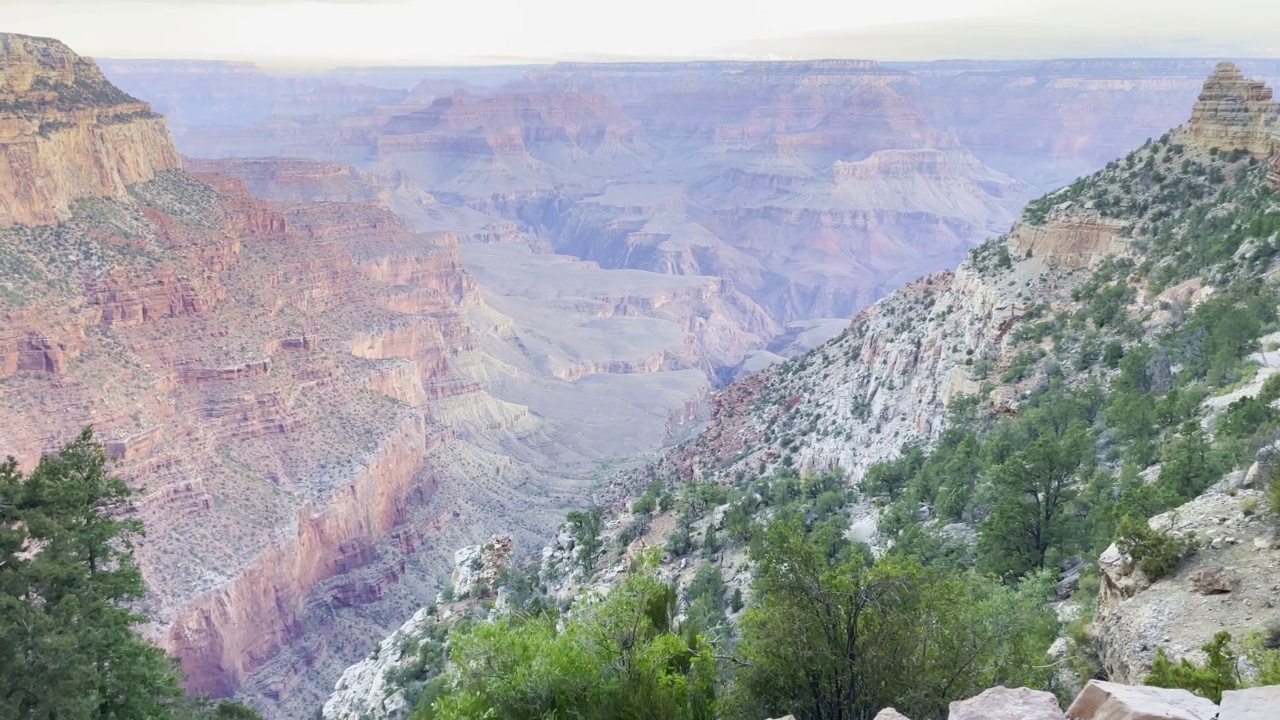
[0,32,544,708]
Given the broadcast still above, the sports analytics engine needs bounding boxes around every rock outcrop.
[446,535,513,598]
[320,606,437,720]
[948,686,1066,720]
[1184,62,1279,156]
[1093,486,1280,685]
[1219,686,1280,720]
[1065,680,1219,720]
[0,34,181,227]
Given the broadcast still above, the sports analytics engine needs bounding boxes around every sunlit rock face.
[0,34,181,227]
[1184,61,1280,156]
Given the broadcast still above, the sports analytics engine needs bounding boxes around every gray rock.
[874,709,913,720]
[1187,565,1240,595]
[1065,680,1219,720]
[949,686,1065,720]
[1219,686,1280,720]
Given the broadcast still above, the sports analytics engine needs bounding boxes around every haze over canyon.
[3,25,1280,719]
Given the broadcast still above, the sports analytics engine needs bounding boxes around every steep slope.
[644,60,1280,494]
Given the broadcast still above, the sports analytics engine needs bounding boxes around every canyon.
[5,29,1280,719]
[317,56,1280,720]
[101,58,1276,330]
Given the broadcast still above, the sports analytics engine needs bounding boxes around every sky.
[2,0,1279,67]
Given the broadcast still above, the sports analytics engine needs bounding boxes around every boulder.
[948,686,1065,720]
[1187,565,1240,595]
[1219,686,1280,720]
[875,710,913,720]
[1065,680,1219,720]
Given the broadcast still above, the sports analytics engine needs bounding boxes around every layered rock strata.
[0,34,181,227]
[0,35,578,716]
[1185,61,1280,156]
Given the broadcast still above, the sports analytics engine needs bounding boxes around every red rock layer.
[0,164,485,698]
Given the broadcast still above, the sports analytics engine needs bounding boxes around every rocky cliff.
[1185,62,1280,157]
[0,36,594,718]
[0,34,181,227]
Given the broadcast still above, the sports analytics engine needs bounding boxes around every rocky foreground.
[865,681,1277,720]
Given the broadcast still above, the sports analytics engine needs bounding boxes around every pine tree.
[978,421,1093,579]
[702,524,720,558]
[0,429,262,720]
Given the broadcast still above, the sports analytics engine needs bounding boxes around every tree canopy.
[0,429,261,720]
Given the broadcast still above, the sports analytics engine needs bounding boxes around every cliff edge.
[0,33,180,227]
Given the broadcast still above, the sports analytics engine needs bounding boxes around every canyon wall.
[0,34,181,227]
[0,33,587,718]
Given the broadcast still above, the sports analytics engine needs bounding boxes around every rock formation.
[1184,62,1280,156]
[0,35,572,716]
[948,686,1066,720]
[0,34,181,227]
[1093,487,1280,685]
[1065,680,1219,720]
[1220,687,1280,720]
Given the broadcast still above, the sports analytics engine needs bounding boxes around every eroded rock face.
[948,686,1065,720]
[0,33,181,227]
[1093,489,1280,685]
[1065,680,1219,720]
[1184,62,1280,156]
[0,40,570,712]
[447,535,513,598]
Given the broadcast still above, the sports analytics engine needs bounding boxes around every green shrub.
[1114,515,1197,581]
[1145,631,1239,703]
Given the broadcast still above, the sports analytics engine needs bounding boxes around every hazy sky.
[3,0,1278,66]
